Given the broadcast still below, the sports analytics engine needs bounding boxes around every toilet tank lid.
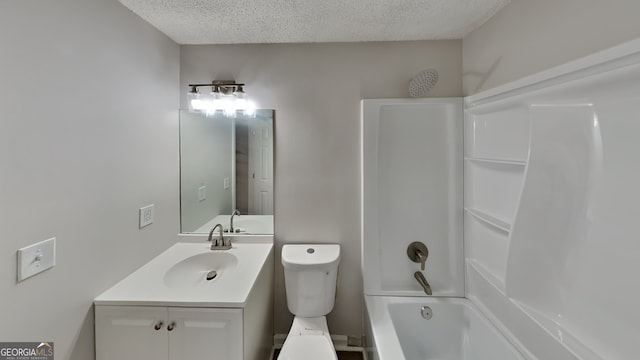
[282,244,341,268]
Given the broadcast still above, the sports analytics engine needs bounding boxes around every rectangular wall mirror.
[179,109,274,234]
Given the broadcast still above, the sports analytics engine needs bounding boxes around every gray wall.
[180,111,233,232]
[0,1,179,359]
[463,0,640,95]
[180,41,462,337]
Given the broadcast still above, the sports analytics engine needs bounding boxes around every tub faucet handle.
[416,251,427,270]
[407,242,429,271]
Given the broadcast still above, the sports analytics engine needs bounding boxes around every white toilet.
[278,244,341,360]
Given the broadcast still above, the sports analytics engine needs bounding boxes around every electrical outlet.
[17,237,56,281]
[139,204,154,228]
[224,177,230,189]
[198,185,207,201]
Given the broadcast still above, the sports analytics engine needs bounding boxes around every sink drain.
[206,270,217,281]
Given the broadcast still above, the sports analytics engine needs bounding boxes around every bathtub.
[365,296,526,360]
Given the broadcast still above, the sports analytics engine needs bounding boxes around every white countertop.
[94,241,273,308]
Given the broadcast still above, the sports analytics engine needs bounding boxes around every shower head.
[409,69,439,97]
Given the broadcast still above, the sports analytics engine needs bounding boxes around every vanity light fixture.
[187,80,256,117]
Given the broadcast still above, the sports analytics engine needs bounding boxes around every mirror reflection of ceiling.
[180,110,274,235]
[117,0,510,44]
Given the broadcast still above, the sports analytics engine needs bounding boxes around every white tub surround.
[361,98,526,360]
[361,98,464,298]
[465,38,640,360]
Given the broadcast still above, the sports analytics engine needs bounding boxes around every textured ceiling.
[118,0,510,44]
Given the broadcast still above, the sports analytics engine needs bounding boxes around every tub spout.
[414,271,432,295]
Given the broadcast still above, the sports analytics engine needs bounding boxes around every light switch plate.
[139,204,154,228]
[198,186,207,201]
[17,237,56,282]
[224,177,230,189]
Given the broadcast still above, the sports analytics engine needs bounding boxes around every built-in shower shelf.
[465,157,527,166]
[465,208,511,233]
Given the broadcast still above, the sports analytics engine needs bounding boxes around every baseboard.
[273,333,365,351]
[271,344,368,360]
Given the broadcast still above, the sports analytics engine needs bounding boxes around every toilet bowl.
[278,244,341,360]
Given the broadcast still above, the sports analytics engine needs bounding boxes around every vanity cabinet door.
[168,307,243,360]
[95,306,168,360]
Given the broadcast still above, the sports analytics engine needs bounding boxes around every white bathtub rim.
[509,298,606,360]
[364,295,407,360]
[364,290,466,298]
[467,295,537,360]
[365,295,530,360]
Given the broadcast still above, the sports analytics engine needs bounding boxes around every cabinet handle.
[167,322,176,331]
[154,321,164,331]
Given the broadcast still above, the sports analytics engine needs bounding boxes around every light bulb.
[211,91,223,112]
[235,95,247,109]
[187,90,201,112]
[222,96,237,117]
[235,91,256,116]
[244,100,256,117]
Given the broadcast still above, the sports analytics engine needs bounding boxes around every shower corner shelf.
[465,157,527,166]
[465,207,511,233]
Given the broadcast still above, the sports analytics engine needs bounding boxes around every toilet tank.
[282,244,340,317]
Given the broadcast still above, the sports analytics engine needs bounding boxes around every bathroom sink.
[163,252,238,289]
[94,241,273,307]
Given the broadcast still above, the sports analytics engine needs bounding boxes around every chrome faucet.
[230,209,241,233]
[208,223,231,250]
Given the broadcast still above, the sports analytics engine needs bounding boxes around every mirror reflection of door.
[235,115,273,215]
[248,119,273,215]
[235,122,250,214]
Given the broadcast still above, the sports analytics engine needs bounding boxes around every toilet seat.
[278,335,338,360]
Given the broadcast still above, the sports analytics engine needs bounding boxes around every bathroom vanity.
[94,239,274,360]
[95,306,243,359]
